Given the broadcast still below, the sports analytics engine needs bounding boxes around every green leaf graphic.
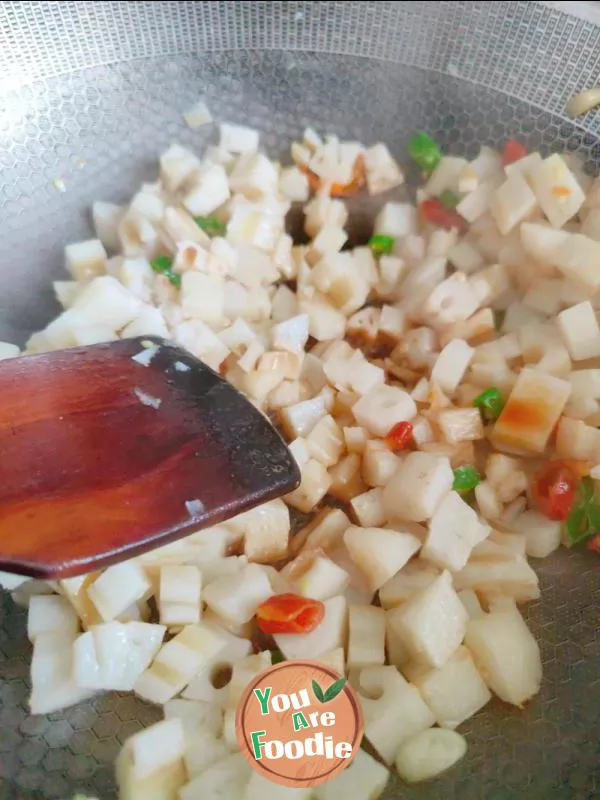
[323,677,347,702]
[312,679,325,703]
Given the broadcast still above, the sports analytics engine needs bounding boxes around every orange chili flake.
[303,155,366,197]
[385,421,414,451]
[552,185,572,197]
[304,169,321,194]
[255,593,325,635]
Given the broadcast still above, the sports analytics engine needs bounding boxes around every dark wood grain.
[0,337,300,578]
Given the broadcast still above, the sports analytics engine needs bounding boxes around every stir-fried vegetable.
[194,215,227,236]
[13,122,600,800]
[473,387,505,422]
[408,131,442,172]
[532,461,578,522]
[452,465,481,494]
[150,255,181,288]
[255,593,325,634]
[368,233,396,255]
[420,198,468,232]
[385,421,414,451]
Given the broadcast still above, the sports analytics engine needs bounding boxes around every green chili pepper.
[565,477,600,545]
[194,215,227,236]
[368,234,395,255]
[150,255,173,274]
[473,387,505,422]
[439,190,459,209]
[408,131,442,172]
[452,465,481,494]
[150,255,181,288]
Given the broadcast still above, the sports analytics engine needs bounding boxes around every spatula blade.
[0,337,300,578]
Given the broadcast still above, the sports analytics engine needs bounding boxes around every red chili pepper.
[587,534,600,553]
[532,460,578,521]
[420,198,468,233]
[255,593,325,635]
[502,139,528,166]
[385,421,414,451]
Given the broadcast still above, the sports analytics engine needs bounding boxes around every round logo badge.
[236,660,364,788]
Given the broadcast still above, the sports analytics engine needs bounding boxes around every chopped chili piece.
[385,421,414,451]
[502,139,528,166]
[303,155,366,197]
[420,198,468,233]
[368,234,396,255]
[532,460,578,522]
[408,132,442,172]
[453,465,481,494]
[304,170,320,194]
[194,215,227,236]
[564,477,600,545]
[256,593,325,635]
[150,255,173,273]
[439,189,460,209]
[473,387,505,422]
[150,255,181,288]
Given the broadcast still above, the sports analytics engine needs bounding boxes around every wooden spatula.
[0,336,300,579]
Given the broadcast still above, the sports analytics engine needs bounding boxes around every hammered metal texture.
[0,2,599,798]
